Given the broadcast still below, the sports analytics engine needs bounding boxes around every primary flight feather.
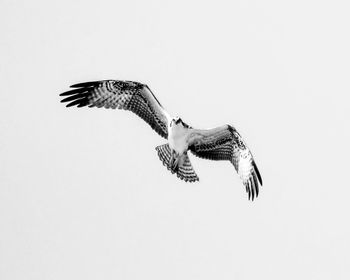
[60,80,263,200]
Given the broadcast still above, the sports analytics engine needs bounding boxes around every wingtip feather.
[70,81,102,88]
[65,99,84,107]
[247,183,251,200]
[252,160,263,186]
[60,94,83,103]
[251,178,256,201]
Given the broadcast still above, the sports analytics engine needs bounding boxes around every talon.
[170,150,180,172]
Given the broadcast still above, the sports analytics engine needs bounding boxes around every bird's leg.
[173,157,180,172]
[169,151,174,169]
[170,150,180,172]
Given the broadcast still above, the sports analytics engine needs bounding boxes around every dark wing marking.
[60,80,171,139]
[189,125,262,200]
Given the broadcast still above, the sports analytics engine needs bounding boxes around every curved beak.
[175,118,182,124]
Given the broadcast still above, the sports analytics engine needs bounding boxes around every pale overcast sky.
[1,0,349,279]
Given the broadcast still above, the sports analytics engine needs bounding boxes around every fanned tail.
[155,144,199,182]
[177,154,200,182]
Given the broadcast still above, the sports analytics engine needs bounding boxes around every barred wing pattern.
[189,125,262,200]
[155,143,199,182]
[60,80,170,139]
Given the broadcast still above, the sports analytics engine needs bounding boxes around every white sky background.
[1,0,349,279]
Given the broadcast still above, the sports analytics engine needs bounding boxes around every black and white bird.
[60,80,262,200]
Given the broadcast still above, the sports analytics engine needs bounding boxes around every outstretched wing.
[60,80,171,139]
[188,125,262,200]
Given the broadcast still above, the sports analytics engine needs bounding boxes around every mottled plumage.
[60,79,263,200]
[189,125,262,200]
[60,80,169,138]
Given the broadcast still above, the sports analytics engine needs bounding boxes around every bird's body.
[60,79,262,200]
[168,119,190,154]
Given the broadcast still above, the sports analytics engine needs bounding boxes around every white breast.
[168,123,190,155]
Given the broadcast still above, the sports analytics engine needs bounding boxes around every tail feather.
[177,155,200,182]
[156,144,199,182]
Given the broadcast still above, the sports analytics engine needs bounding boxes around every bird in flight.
[60,80,262,200]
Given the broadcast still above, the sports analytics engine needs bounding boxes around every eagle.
[60,80,262,200]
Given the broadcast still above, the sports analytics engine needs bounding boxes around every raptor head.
[171,117,190,128]
[173,116,183,125]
